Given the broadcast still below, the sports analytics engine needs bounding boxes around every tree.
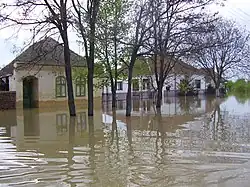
[96,0,130,108]
[72,61,106,92]
[178,79,194,96]
[189,19,250,97]
[72,0,101,116]
[0,0,76,116]
[123,0,159,116]
[146,0,218,110]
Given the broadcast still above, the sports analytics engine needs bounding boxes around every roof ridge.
[0,37,86,77]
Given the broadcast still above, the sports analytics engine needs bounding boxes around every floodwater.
[1,96,250,186]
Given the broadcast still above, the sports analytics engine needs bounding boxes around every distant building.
[0,37,101,109]
[102,57,211,101]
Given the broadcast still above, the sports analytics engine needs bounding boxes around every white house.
[0,37,102,109]
[102,60,209,101]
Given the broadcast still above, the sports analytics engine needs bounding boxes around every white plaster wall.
[103,80,128,94]
[190,74,206,90]
[103,74,207,94]
[164,74,185,91]
[164,74,206,91]
[14,67,59,101]
[9,75,16,91]
[14,64,102,102]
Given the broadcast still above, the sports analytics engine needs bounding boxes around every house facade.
[0,37,102,109]
[102,64,209,101]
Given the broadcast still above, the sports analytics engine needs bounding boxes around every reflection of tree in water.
[234,93,250,104]
[155,114,176,183]
[199,100,250,153]
[178,97,201,114]
[197,102,232,152]
[88,117,96,167]
[211,104,227,142]
[68,117,76,166]
[110,110,120,161]
[155,114,166,162]
[142,100,151,111]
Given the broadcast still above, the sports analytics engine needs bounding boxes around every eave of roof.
[0,37,86,77]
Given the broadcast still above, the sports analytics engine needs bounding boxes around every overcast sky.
[0,0,249,67]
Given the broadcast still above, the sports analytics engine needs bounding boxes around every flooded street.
[1,96,250,186]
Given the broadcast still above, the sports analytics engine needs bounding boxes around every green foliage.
[234,92,250,104]
[178,79,194,94]
[225,80,234,92]
[226,79,250,102]
[72,67,88,82]
[227,79,249,94]
[132,59,151,77]
[72,63,107,91]
[95,0,131,89]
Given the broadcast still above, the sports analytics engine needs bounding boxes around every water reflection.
[105,96,213,117]
[1,96,250,186]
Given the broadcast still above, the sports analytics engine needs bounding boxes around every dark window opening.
[195,80,201,89]
[75,77,86,97]
[117,81,123,90]
[56,76,66,97]
[0,77,9,91]
[76,112,87,133]
[142,79,150,90]
[56,114,68,135]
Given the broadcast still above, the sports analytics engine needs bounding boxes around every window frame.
[55,76,66,98]
[195,79,201,89]
[142,78,150,90]
[117,81,123,91]
[75,76,86,97]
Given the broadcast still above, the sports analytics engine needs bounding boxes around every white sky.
[0,0,249,68]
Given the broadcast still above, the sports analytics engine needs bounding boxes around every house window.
[76,112,87,132]
[75,77,86,97]
[142,79,150,90]
[56,76,66,97]
[117,81,123,90]
[195,80,201,89]
[56,114,68,135]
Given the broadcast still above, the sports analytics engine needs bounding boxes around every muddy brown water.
[1,96,250,186]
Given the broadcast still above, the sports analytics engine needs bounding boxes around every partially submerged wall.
[0,91,16,110]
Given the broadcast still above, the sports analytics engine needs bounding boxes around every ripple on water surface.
[1,97,250,186]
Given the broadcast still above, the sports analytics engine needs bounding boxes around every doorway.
[23,76,38,108]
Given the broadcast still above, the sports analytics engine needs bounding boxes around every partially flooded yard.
[0,96,250,186]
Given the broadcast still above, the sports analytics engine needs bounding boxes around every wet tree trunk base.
[126,68,133,117]
[216,88,220,97]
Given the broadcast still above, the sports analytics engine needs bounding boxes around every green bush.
[226,79,250,99]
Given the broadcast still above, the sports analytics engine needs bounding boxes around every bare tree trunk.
[111,84,117,108]
[88,21,95,116]
[126,67,133,116]
[126,117,133,150]
[156,83,163,109]
[68,116,76,166]
[216,87,220,97]
[60,7,76,116]
[63,40,76,116]
[72,0,100,116]
[126,51,138,116]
